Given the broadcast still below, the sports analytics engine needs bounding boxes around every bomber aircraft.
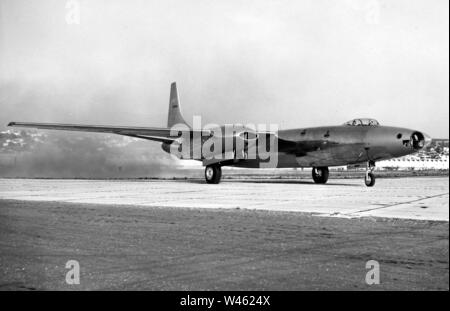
[8,82,432,187]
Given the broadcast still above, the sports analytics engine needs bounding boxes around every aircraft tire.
[365,172,376,187]
[312,167,329,184]
[205,165,222,184]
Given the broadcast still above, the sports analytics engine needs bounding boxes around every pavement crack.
[344,192,449,216]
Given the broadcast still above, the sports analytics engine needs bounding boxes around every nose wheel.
[205,165,222,184]
[365,161,376,187]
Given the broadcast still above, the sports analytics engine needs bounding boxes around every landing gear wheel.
[364,160,376,187]
[312,167,329,184]
[205,165,222,184]
[365,172,376,187]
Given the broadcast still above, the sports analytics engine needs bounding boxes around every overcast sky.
[0,0,448,137]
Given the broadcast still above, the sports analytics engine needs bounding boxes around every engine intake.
[410,131,426,150]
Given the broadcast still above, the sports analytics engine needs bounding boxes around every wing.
[7,122,206,144]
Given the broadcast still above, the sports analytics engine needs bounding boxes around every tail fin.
[167,82,190,128]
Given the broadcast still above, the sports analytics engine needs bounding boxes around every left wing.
[7,122,206,144]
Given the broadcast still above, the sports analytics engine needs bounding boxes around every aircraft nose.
[409,131,430,150]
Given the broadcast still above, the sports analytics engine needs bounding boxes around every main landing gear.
[312,167,329,184]
[205,165,222,184]
[365,160,376,187]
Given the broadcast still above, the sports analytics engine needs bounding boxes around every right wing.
[7,122,207,144]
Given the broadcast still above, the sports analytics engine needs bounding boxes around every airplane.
[8,82,432,187]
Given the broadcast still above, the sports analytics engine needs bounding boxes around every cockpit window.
[344,118,380,126]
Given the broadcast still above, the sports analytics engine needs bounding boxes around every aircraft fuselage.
[162,124,431,169]
[274,125,430,168]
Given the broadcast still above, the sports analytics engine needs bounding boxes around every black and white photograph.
[0,0,448,298]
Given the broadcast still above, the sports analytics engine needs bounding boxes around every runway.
[0,177,448,220]
[0,177,448,290]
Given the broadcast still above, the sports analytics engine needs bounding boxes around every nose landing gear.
[365,160,376,187]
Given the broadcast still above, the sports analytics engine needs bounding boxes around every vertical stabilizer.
[167,82,190,128]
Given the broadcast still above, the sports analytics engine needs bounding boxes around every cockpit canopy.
[344,118,380,126]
